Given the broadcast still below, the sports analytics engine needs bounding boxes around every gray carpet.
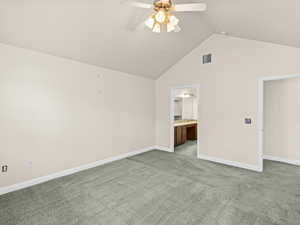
[175,140,197,158]
[1,150,300,225]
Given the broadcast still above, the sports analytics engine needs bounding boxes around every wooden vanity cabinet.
[175,126,186,146]
[187,124,197,140]
[174,124,197,147]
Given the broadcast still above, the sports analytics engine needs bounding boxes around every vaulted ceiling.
[0,0,299,79]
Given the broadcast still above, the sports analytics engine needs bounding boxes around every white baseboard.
[155,146,262,172]
[197,153,263,172]
[0,146,155,196]
[263,155,300,166]
[155,145,173,152]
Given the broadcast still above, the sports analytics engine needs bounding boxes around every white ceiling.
[205,0,300,48]
[0,0,299,79]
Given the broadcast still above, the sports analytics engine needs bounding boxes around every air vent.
[203,54,212,64]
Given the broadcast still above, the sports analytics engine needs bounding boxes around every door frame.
[170,84,200,156]
[258,74,300,170]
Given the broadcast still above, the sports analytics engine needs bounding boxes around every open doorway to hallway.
[258,74,300,171]
[171,86,199,158]
[262,76,300,166]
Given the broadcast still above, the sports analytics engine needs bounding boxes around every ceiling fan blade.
[124,1,153,9]
[134,21,147,31]
[125,8,150,32]
[173,3,207,12]
[174,25,181,32]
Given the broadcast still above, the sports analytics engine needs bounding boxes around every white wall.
[264,77,300,161]
[0,43,155,188]
[155,34,300,169]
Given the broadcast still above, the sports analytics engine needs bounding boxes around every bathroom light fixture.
[177,93,194,98]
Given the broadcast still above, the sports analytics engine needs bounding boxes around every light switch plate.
[2,165,8,172]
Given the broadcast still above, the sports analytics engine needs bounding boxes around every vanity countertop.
[174,120,197,127]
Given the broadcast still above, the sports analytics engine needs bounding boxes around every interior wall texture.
[264,77,300,161]
[0,43,155,187]
[155,34,300,168]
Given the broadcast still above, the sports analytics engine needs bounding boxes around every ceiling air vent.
[203,54,212,64]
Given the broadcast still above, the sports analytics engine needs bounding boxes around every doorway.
[258,74,300,170]
[170,85,200,158]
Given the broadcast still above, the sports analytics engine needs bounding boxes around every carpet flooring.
[1,150,300,225]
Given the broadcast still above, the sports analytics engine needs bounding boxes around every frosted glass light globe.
[169,15,179,26]
[153,23,161,33]
[145,17,155,29]
[167,23,175,32]
[155,10,166,23]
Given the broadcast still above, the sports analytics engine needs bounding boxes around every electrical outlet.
[2,165,8,172]
[245,118,252,125]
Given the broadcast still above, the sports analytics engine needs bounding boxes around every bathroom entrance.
[170,85,199,158]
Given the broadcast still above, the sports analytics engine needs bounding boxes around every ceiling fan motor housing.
[154,0,173,12]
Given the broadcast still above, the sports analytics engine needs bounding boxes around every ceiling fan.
[126,0,207,33]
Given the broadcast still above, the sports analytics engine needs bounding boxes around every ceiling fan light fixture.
[145,17,155,29]
[152,23,161,33]
[167,23,175,32]
[169,15,179,26]
[174,24,181,32]
[127,0,207,33]
[155,10,167,23]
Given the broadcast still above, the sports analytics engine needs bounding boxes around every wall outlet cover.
[245,118,252,124]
